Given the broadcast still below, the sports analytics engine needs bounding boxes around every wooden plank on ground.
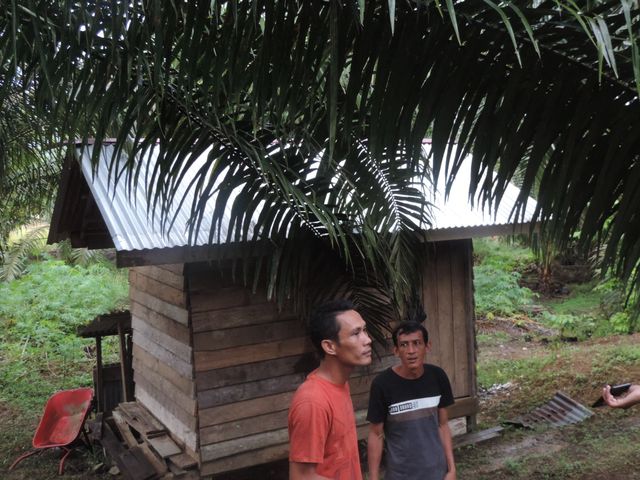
[168,452,198,471]
[119,446,160,480]
[453,426,504,449]
[136,386,198,452]
[99,422,139,480]
[112,410,140,448]
[139,442,169,476]
[118,402,167,437]
[148,435,182,458]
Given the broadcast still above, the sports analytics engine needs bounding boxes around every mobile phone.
[592,383,632,407]
[609,383,632,396]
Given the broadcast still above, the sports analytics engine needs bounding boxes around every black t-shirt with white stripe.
[367,364,454,480]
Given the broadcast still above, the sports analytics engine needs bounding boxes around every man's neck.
[393,363,424,379]
[316,357,353,385]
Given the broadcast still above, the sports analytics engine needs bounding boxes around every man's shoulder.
[291,374,331,406]
[372,367,395,383]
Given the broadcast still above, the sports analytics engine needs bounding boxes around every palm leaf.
[2,0,640,329]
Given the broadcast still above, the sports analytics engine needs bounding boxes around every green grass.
[477,331,510,347]
[546,282,605,315]
[473,237,536,271]
[457,414,640,479]
[463,333,640,479]
[477,355,555,390]
[591,343,640,378]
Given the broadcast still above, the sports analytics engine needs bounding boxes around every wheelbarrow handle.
[9,449,42,470]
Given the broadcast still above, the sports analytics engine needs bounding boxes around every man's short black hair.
[392,320,429,347]
[309,299,356,358]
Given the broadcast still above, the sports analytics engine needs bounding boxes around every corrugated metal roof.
[425,142,537,234]
[78,143,537,253]
[78,145,248,252]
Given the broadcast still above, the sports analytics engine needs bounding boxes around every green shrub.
[540,311,595,340]
[608,312,632,334]
[0,260,128,409]
[474,265,534,317]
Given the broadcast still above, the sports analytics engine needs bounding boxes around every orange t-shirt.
[288,370,362,480]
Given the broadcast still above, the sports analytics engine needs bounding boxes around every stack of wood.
[94,402,198,479]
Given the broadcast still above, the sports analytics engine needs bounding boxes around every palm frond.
[2,0,640,327]
[0,224,48,282]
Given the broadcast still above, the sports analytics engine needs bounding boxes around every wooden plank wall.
[129,264,199,455]
[188,245,477,476]
[422,239,476,399]
[188,264,399,476]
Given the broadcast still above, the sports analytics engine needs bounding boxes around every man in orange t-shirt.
[288,300,373,480]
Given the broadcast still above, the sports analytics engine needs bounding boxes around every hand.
[603,385,624,408]
[444,470,456,480]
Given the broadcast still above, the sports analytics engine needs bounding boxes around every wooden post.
[118,321,131,402]
[96,336,103,412]
[126,333,134,400]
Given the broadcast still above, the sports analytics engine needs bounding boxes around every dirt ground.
[0,400,110,480]
[211,320,640,479]
[458,318,640,479]
[4,321,640,479]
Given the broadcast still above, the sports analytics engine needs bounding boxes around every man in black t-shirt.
[367,320,456,480]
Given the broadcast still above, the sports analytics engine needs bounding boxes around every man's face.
[331,310,373,367]
[394,330,429,370]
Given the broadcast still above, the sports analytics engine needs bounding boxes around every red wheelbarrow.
[10,387,94,475]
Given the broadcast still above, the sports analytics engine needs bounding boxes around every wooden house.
[48,142,536,477]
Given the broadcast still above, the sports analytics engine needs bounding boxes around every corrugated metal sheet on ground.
[505,391,594,429]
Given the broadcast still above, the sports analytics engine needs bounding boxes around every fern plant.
[0,224,48,282]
